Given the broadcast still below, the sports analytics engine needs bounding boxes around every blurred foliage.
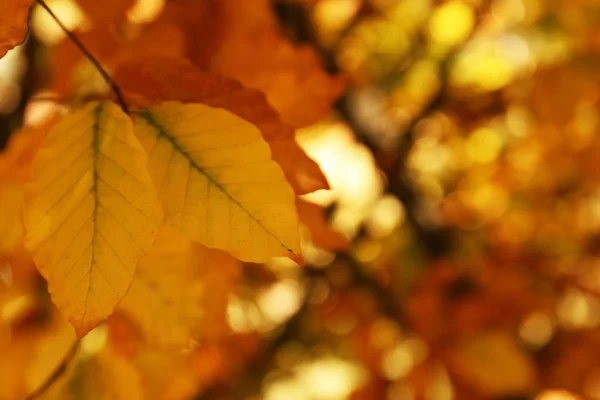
[1,0,600,399]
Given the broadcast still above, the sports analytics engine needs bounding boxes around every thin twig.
[25,339,80,399]
[35,0,129,114]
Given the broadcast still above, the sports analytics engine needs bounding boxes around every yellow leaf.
[118,225,240,348]
[133,102,302,263]
[23,101,163,337]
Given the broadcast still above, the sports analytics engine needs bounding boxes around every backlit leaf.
[23,101,162,337]
[133,102,301,263]
[114,57,329,195]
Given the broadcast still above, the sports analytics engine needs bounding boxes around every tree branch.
[35,0,129,113]
[25,339,80,400]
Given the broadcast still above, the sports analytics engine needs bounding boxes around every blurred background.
[1,0,600,399]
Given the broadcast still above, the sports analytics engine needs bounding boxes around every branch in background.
[25,339,80,400]
[35,0,129,114]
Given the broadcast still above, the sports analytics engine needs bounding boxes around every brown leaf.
[113,56,329,195]
[0,0,32,59]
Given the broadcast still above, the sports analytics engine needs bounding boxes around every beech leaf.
[23,101,162,337]
[133,102,301,263]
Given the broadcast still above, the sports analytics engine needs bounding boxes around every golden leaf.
[133,102,301,263]
[23,101,162,337]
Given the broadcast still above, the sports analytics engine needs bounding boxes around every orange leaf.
[52,21,186,97]
[159,0,344,127]
[208,0,345,128]
[161,0,224,68]
[114,57,329,195]
[0,113,59,184]
[75,0,135,24]
[297,199,348,251]
[0,0,32,59]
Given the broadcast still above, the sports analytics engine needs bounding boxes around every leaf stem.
[35,0,130,114]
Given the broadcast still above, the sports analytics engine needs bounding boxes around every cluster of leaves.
[2,0,600,399]
[1,0,346,398]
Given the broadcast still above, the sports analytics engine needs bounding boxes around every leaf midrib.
[137,109,295,255]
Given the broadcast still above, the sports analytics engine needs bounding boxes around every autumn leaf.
[0,112,58,184]
[113,57,329,195]
[133,101,301,263]
[207,0,345,128]
[118,225,240,348]
[0,0,32,59]
[75,0,135,25]
[296,199,349,251]
[52,21,187,98]
[23,101,162,337]
[152,0,343,127]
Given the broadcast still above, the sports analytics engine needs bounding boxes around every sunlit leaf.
[114,57,329,195]
[133,101,301,263]
[23,101,162,336]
